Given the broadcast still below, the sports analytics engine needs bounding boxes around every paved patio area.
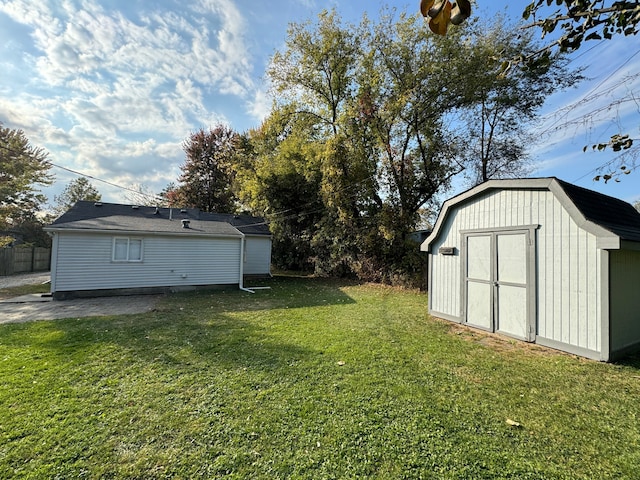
[0,272,162,323]
[0,294,162,324]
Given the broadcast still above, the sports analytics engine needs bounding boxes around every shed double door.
[464,230,535,341]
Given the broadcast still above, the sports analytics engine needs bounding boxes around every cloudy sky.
[1,0,639,209]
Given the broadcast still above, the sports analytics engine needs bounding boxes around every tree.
[266,11,384,277]
[177,125,240,213]
[158,182,184,208]
[360,11,468,240]
[418,2,640,182]
[52,177,101,216]
[242,8,575,285]
[123,183,160,207]
[0,124,53,229]
[457,18,582,184]
[238,111,325,271]
[522,1,640,54]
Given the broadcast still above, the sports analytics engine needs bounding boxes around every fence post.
[0,249,15,276]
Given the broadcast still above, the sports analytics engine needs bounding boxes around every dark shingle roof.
[47,201,271,237]
[555,178,640,243]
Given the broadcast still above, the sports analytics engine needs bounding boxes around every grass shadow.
[612,351,640,370]
[0,276,359,372]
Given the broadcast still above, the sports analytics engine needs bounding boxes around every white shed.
[421,178,640,361]
[46,202,272,299]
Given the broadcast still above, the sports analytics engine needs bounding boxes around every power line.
[47,161,165,203]
[1,142,166,203]
[535,49,640,138]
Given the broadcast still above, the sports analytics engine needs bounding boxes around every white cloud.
[247,86,274,124]
[0,0,259,202]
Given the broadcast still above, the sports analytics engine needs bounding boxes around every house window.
[112,237,143,262]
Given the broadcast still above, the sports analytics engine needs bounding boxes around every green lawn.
[1,276,639,479]
[0,281,49,300]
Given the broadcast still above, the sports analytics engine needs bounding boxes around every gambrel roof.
[422,177,640,252]
[46,201,271,238]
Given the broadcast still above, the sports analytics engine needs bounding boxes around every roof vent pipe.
[181,219,190,229]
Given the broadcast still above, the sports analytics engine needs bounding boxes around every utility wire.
[47,162,165,203]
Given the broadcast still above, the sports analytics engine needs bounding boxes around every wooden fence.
[0,247,51,276]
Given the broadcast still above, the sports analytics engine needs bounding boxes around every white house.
[45,201,272,299]
[421,178,640,361]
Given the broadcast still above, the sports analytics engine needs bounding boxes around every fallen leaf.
[506,418,521,427]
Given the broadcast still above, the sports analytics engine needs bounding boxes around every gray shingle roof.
[555,178,640,243]
[46,201,271,237]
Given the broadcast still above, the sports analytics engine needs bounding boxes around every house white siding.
[51,232,241,292]
[429,188,602,354]
[244,236,272,275]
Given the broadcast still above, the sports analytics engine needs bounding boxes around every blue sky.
[1,0,639,209]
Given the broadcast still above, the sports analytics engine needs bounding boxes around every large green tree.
[264,11,384,277]
[177,125,241,213]
[238,109,325,271]
[241,8,577,284]
[52,177,101,216]
[0,124,53,230]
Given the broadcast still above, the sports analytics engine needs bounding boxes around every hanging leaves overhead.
[420,0,471,35]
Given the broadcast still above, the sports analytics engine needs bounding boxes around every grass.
[0,282,50,300]
[1,276,639,478]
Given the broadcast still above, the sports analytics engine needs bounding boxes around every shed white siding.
[244,236,272,275]
[429,188,602,354]
[51,232,241,292]
[609,249,640,353]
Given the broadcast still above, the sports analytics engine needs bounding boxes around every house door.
[464,230,534,341]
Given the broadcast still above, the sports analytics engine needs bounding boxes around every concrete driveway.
[0,272,161,324]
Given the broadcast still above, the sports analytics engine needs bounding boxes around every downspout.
[238,233,255,294]
[48,231,58,295]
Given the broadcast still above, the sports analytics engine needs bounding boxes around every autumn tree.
[177,125,241,212]
[238,109,325,271]
[0,124,53,246]
[456,18,582,184]
[244,8,577,284]
[52,177,101,216]
[157,182,184,208]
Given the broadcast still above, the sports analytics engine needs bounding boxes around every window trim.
[112,237,144,263]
